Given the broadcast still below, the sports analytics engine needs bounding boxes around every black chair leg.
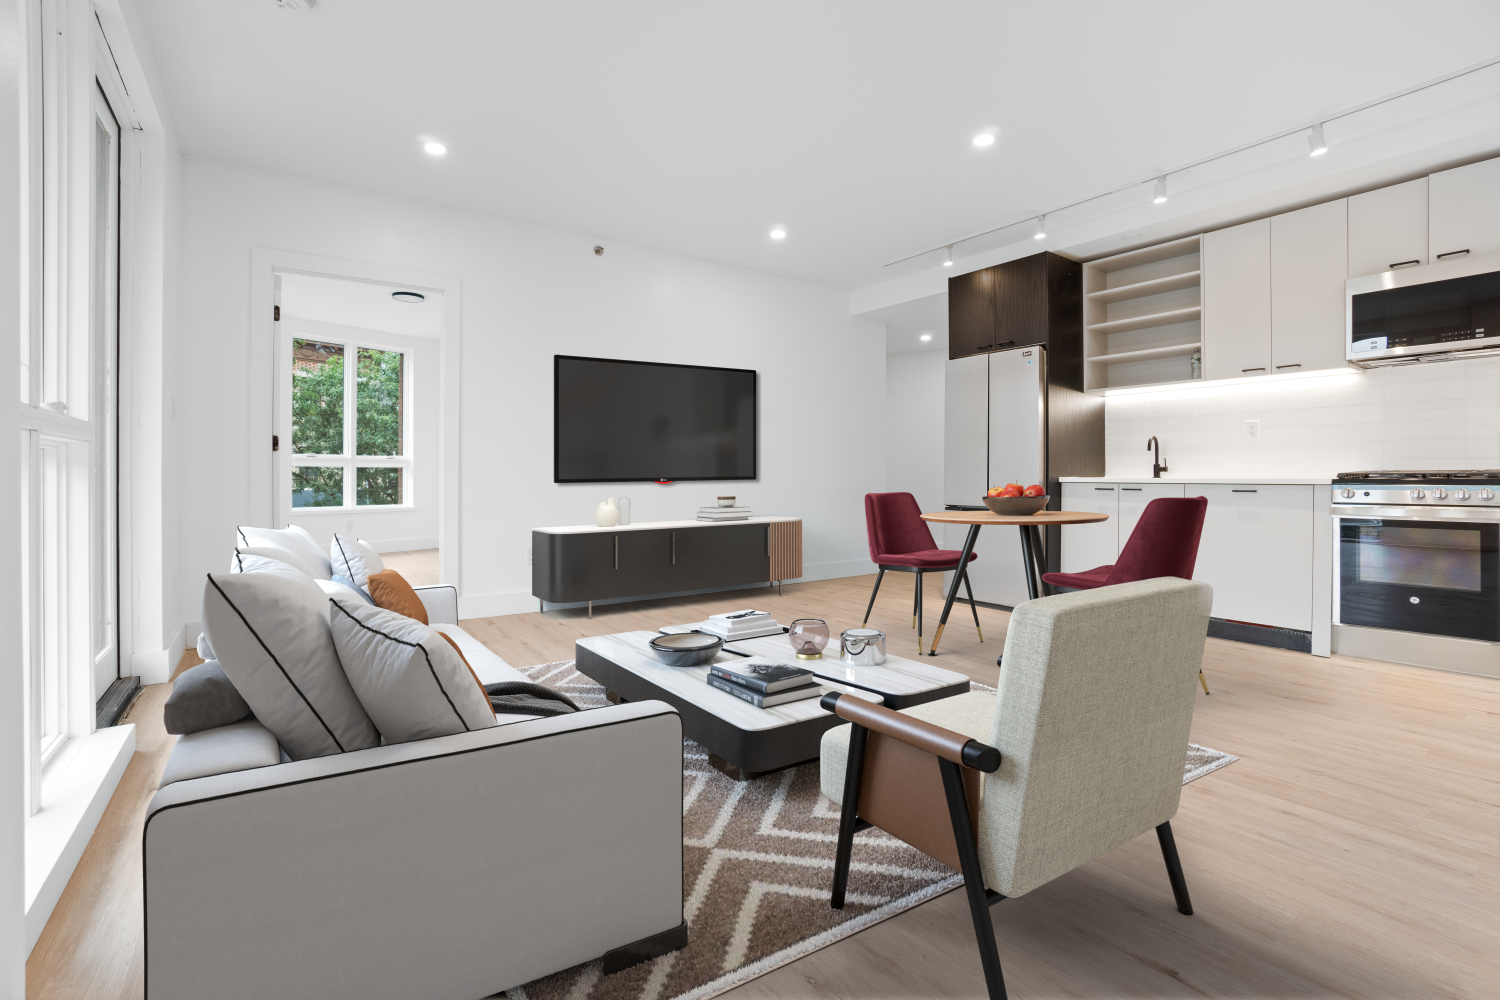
[831,725,869,910]
[916,570,924,654]
[939,758,1007,1000]
[862,567,886,627]
[1156,822,1194,915]
[961,567,982,642]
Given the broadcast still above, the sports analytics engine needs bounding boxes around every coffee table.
[574,630,971,780]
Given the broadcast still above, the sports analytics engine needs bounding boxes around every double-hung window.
[289,337,412,510]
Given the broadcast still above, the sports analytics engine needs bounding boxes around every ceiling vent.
[274,0,315,13]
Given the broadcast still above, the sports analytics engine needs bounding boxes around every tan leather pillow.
[439,632,496,717]
[366,569,428,624]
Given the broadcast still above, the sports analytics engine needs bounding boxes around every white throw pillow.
[328,600,496,745]
[316,577,371,606]
[237,525,333,579]
[230,544,323,580]
[329,534,385,590]
[202,572,380,760]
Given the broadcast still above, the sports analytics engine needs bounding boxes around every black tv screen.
[554,356,757,483]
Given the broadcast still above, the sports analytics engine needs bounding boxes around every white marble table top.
[577,630,969,733]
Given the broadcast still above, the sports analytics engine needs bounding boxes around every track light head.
[1153,177,1168,204]
[943,246,954,267]
[1308,123,1328,156]
[1033,216,1046,240]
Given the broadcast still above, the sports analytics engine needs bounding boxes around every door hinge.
[272,434,279,452]
[274,305,281,321]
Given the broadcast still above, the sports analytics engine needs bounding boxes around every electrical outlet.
[1246,420,1259,440]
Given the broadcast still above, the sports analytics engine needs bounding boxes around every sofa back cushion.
[163,659,252,735]
[330,534,385,591]
[329,600,497,744]
[236,525,333,579]
[231,545,321,579]
[202,572,380,760]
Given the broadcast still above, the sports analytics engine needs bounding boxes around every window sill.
[24,725,135,955]
[289,504,417,514]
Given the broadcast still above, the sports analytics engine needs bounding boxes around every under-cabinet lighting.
[1099,367,1361,399]
[1308,124,1327,156]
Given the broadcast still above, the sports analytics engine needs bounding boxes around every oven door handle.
[1334,506,1500,522]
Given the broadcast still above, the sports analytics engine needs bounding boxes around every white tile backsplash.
[1104,359,1500,478]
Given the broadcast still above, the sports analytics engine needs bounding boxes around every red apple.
[1000,486,1023,498]
[986,487,1004,497]
[1023,484,1045,497]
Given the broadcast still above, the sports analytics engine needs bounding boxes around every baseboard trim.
[1333,623,1500,678]
[370,536,439,554]
[1208,618,1312,653]
[460,559,879,619]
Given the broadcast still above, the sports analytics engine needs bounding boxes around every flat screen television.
[553,355,757,483]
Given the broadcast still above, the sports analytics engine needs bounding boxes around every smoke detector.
[274,0,315,13]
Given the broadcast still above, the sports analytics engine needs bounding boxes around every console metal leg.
[588,600,592,619]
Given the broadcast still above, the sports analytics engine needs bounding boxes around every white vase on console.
[616,495,631,525]
[595,498,619,527]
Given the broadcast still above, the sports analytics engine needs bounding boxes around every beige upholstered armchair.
[819,576,1214,1000]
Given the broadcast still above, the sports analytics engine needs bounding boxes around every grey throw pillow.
[329,600,497,745]
[163,659,252,735]
[201,572,380,760]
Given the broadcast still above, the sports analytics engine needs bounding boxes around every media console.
[532,517,802,614]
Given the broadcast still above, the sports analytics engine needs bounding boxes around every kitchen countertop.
[1059,477,1331,485]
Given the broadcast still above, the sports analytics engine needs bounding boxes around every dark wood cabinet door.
[615,529,675,597]
[535,531,615,603]
[947,267,997,359]
[673,524,770,590]
[994,254,1048,349]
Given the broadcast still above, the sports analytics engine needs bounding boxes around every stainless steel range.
[1332,471,1500,646]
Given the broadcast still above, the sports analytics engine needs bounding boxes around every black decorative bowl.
[648,632,723,666]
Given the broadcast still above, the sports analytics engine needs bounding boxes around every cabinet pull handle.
[1436,249,1470,260]
[1232,489,1258,493]
[1275,363,1301,369]
[672,532,676,565]
[1389,259,1421,269]
[1242,367,1266,372]
[1094,487,1115,491]
[614,535,619,569]
[1122,488,1142,491]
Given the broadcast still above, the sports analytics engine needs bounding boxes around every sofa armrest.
[144,702,683,1000]
[413,583,458,624]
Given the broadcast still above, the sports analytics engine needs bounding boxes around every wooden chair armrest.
[820,692,1000,772]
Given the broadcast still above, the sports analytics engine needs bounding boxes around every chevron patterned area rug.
[503,660,1235,1000]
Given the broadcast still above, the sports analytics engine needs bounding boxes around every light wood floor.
[26,574,1499,998]
[381,547,440,587]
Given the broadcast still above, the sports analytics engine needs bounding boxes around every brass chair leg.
[1199,670,1211,695]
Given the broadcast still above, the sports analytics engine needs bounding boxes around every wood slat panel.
[768,518,802,582]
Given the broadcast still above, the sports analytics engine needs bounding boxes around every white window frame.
[281,329,416,513]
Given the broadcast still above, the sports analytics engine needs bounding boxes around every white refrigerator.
[942,346,1046,608]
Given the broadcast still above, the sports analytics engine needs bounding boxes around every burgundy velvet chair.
[1041,495,1213,693]
[863,492,982,655]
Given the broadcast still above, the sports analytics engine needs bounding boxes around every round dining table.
[919,509,1110,655]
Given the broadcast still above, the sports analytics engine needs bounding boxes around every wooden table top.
[920,509,1110,526]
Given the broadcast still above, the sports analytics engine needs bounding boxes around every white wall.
[174,158,885,625]
[1103,359,1500,479]
[884,350,946,515]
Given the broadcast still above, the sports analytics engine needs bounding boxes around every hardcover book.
[706,674,821,707]
[707,658,813,693]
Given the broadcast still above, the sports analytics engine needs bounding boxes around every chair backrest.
[977,576,1212,897]
[864,492,938,561]
[1104,496,1208,585]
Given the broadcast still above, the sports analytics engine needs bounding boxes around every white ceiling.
[133,1,1500,289]
[280,272,443,338]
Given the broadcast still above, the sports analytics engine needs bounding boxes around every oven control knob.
[1431,488,1447,500]
[1339,488,1355,499]
[1455,489,1471,501]
[1409,488,1425,500]
[1482,488,1496,501]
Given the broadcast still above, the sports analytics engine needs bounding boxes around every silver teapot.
[840,628,886,665]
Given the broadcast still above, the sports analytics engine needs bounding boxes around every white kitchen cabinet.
[1117,483,1187,550]
[1271,199,1349,374]
[1348,177,1427,277]
[1429,156,1500,262]
[1058,483,1119,572]
[1192,484,1313,630]
[1202,218,1272,381]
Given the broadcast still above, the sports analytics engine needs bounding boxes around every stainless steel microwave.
[1346,249,1500,368]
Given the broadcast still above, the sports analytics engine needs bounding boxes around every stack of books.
[698,505,752,521]
[706,658,821,708]
[699,609,782,641]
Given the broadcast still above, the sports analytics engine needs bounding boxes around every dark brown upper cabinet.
[948,251,1081,361]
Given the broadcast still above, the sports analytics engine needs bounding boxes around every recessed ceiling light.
[769,228,786,240]
[391,291,425,304]
[1308,123,1328,156]
[423,141,447,156]
[920,333,933,341]
[972,132,996,148]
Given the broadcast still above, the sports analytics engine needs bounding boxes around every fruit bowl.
[982,495,1050,516]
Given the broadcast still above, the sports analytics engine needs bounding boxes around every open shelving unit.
[1083,236,1202,391]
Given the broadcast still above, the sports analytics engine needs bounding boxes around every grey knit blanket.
[483,681,580,717]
